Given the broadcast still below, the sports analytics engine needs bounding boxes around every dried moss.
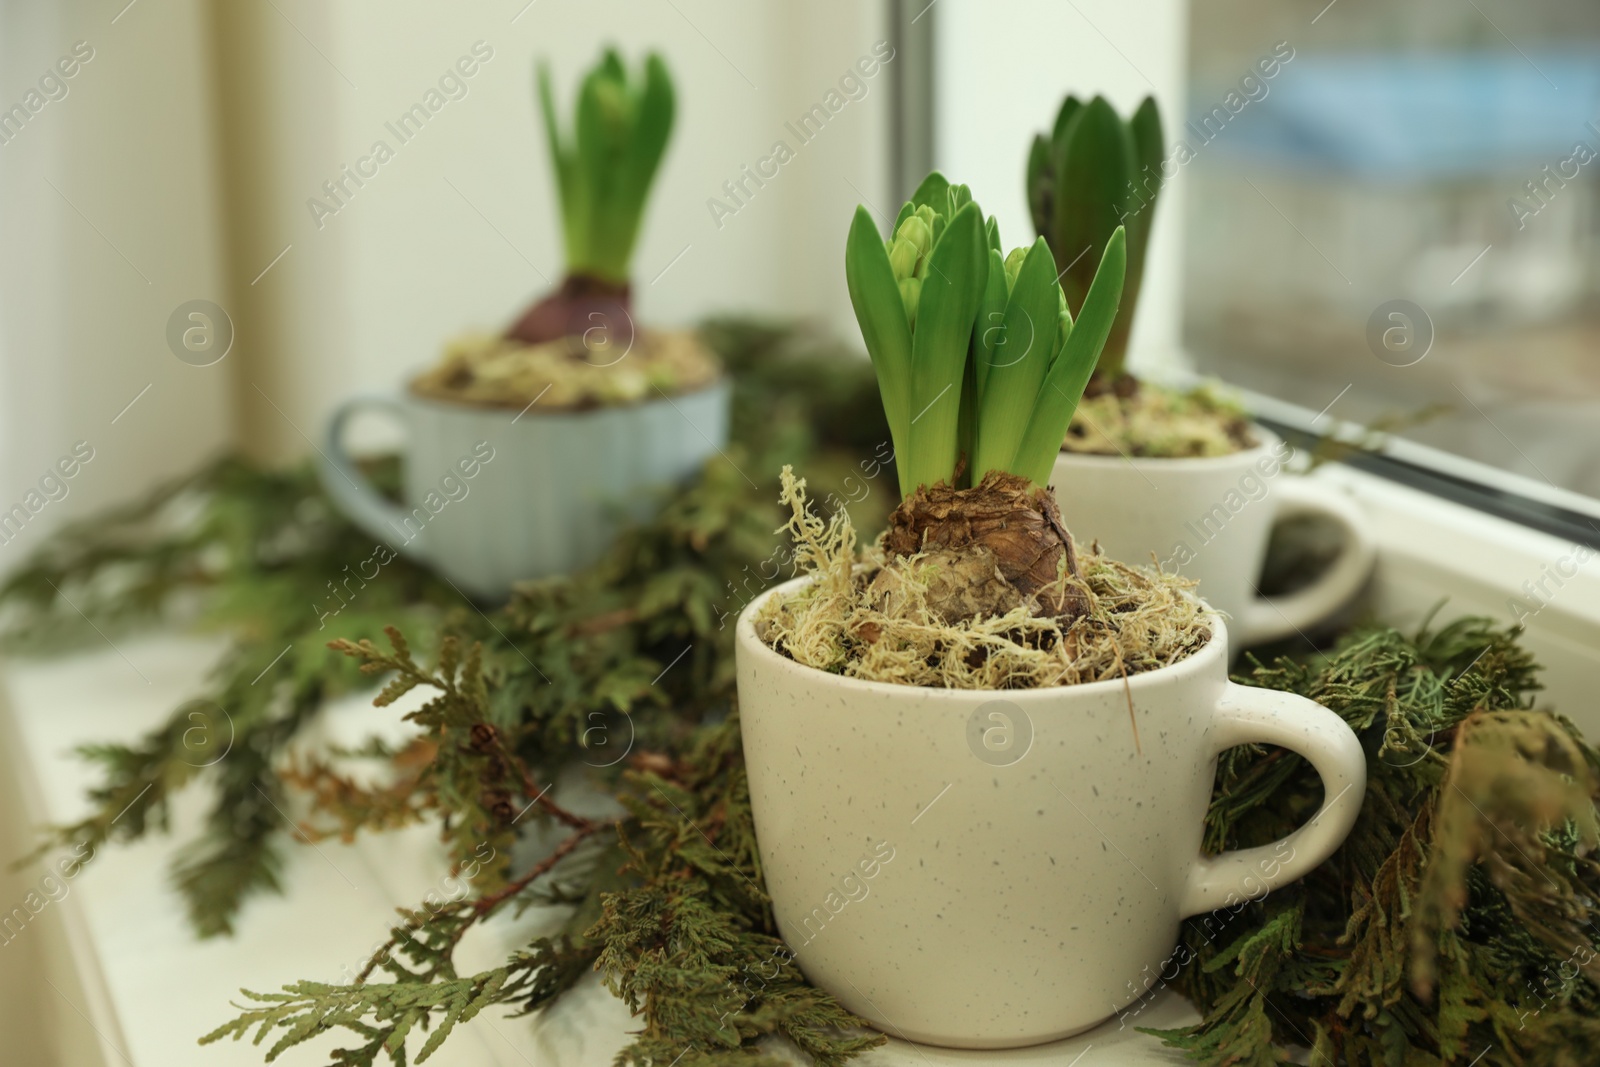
[754,467,1210,688]
[1063,380,1254,459]
[410,327,722,409]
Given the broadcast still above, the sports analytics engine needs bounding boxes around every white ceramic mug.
[1051,428,1375,647]
[319,381,730,600]
[736,577,1365,1048]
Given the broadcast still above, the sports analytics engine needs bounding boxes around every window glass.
[1183,0,1600,504]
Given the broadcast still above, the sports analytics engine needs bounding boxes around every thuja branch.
[325,628,599,888]
[202,938,597,1066]
[0,457,455,935]
[353,820,615,989]
[467,820,611,918]
[1151,616,1600,1067]
[205,758,619,1064]
[328,628,589,830]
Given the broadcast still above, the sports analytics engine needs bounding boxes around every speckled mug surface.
[1050,428,1376,649]
[318,380,729,601]
[736,577,1366,1049]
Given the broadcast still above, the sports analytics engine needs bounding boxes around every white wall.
[0,0,233,553]
[933,0,1191,377]
[0,1,896,479]
[232,0,894,459]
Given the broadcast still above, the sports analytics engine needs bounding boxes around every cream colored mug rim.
[1052,423,1281,474]
[393,372,729,417]
[735,574,1226,705]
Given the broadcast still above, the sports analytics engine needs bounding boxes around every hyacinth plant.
[845,172,1126,620]
[1027,95,1161,389]
[505,49,674,347]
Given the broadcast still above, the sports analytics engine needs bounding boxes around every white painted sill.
[0,465,1595,1066]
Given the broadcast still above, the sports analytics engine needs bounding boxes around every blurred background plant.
[503,47,674,347]
[1027,93,1161,389]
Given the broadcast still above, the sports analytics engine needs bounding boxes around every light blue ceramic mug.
[318,380,730,601]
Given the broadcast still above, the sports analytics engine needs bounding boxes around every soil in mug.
[1063,379,1255,459]
[755,468,1210,689]
[410,327,722,410]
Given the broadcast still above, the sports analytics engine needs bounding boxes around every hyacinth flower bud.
[593,77,629,135]
[909,206,938,270]
[899,275,923,327]
[1003,246,1028,293]
[888,213,934,281]
[888,232,921,281]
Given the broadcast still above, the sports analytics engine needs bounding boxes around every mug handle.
[318,393,428,562]
[1179,681,1366,917]
[1236,478,1376,646]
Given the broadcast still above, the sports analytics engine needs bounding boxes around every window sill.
[0,463,1594,1065]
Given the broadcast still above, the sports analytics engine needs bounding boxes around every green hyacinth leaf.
[902,201,987,495]
[910,171,951,213]
[972,246,1008,398]
[538,50,676,286]
[972,238,1062,481]
[597,46,625,84]
[1050,97,1134,328]
[1025,133,1052,238]
[891,200,915,238]
[536,63,581,270]
[844,206,915,469]
[1050,93,1084,145]
[1031,93,1163,384]
[957,344,979,490]
[1013,227,1126,487]
[606,54,675,276]
[574,64,623,262]
[1128,95,1165,240]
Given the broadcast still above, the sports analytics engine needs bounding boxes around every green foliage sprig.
[0,458,457,935]
[845,171,1126,496]
[203,708,883,1066]
[540,48,675,285]
[591,718,883,1066]
[203,938,597,1065]
[1150,616,1600,1066]
[324,627,609,891]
